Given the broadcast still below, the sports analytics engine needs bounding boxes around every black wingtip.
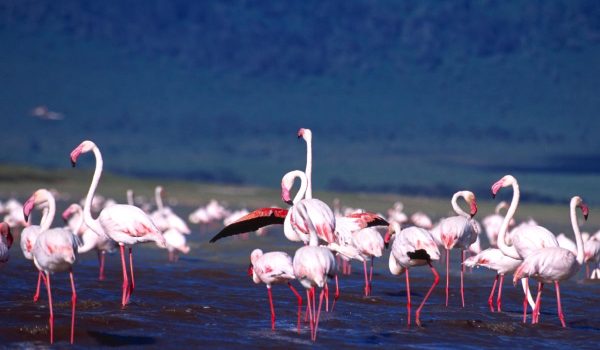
[71,160,76,167]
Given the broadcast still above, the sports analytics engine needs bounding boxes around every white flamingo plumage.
[249,249,302,332]
[437,190,479,307]
[385,222,441,326]
[151,186,191,235]
[32,226,79,344]
[492,174,560,323]
[71,140,166,307]
[513,196,588,327]
[62,203,117,280]
[21,189,55,302]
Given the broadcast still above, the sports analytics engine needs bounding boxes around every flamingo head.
[70,140,96,167]
[465,191,478,218]
[156,186,164,197]
[61,204,80,223]
[491,175,516,198]
[383,222,400,249]
[572,196,589,221]
[0,222,12,249]
[247,263,254,277]
[297,128,312,142]
[23,189,50,222]
[281,171,304,205]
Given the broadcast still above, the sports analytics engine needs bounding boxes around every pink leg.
[369,257,374,282]
[98,250,106,281]
[33,270,44,302]
[267,287,276,330]
[363,260,370,296]
[415,264,440,327]
[69,271,77,344]
[306,289,313,335]
[119,245,130,307]
[312,287,316,325]
[312,288,325,341]
[129,247,135,292]
[586,262,590,279]
[331,275,340,312]
[348,263,352,274]
[533,282,543,324]
[324,282,329,312]
[555,281,566,327]
[44,272,54,344]
[406,269,411,326]
[288,283,302,334]
[522,278,529,323]
[460,250,465,308]
[488,275,499,312]
[497,275,504,312]
[445,249,450,307]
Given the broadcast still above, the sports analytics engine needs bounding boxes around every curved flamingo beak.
[62,207,73,223]
[23,195,35,222]
[70,145,83,167]
[247,263,254,277]
[297,128,305,138]
[383,226,393,249]
[581,203,589,221]
[281,187,293,205]
[491,179,504,198]
[470,199,478,218]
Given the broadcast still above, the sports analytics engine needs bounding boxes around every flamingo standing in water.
[249,249,302,332]
[513,196,588,327]
[0,222,13,264]
[62,204,117,280]
[21,189,55,302]
[70,140,166,307]
[436,190,479,307]
[32,225,79,344]
[492,174,560,322]
[385,222,440,326]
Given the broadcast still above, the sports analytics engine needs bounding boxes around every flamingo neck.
[497,181,521,259]
[155,188,164,211]
[304,135,313,199]
[40,198,54,232]
[570,200,585,265]
[451,192,469,218]
[127,190,134,206]
[292,172,308,204]
[83,146,106,237]
[74,205,84,235]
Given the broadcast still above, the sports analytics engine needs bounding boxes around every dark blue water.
[1,220,600,349]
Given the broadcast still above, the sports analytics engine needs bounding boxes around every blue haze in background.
[1,0,600,202]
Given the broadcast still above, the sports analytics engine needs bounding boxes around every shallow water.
[1,220,600,349]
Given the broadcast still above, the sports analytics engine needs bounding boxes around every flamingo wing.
[346,212,389,227]
[209,208,288,243]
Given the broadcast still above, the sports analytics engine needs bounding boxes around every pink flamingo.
[32,226,79,344]
[437,190,479,307]
[463,248,534,312]
[21,189,55,302]
[492,174,560,322]
[482,201,514,247]
[513,196,588,327]
[0,222,13,264]
[249,249,302,332]
[70,140,166,307]
[384,222,441,326]
[62,204,117,280]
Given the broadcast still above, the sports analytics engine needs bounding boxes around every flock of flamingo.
[1,128,599,344]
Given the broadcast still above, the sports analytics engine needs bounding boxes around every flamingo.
[62,204,117,280]
[556,233,577,255]
[32,226,79,344]
[410,211,433,229]
[162,228,191,262]
[513,196,588,327]
[151,186,191,235]
[0,222,13,264]
[463,248,535,312]
[248,249,302,332]
[384,222,440,326]
[70,140,166,307]
[482,201,515,247]
[21,189,55,302]
[351,227,384,296]
[437,190,479,307]
[582,235,600,279]
[492,174,560,322]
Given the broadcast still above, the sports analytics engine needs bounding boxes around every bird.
[32,226,79,344]
[21,189,55,302]
[513,196,588,327]
[556,233,577,255]
[482,201,515,247]
[492,174,560,322]
[463,248,535,312]
[0,222,13,264]
[162,228,191,262]
[436,190,479,307]
[62,203,117,280]
[583,236,600,279]
[385,221,441,326]
[150,186,191,235]
[70,140,166,307]
[248,249,302,332]
[351,227,384,296]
